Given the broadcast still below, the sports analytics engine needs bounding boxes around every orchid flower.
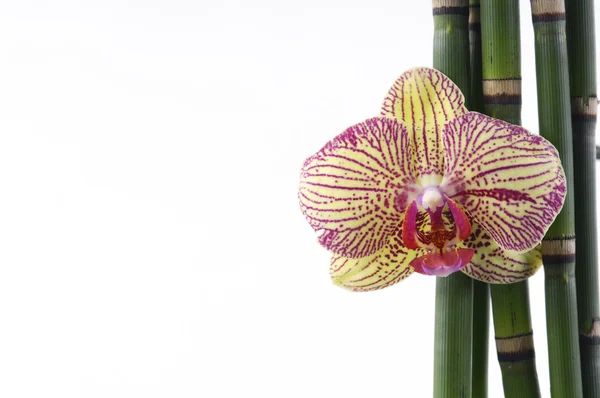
[299,67,566,291]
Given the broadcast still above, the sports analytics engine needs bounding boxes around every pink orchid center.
[402,189,474,277]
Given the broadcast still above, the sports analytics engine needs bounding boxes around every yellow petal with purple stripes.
[330,235,423,292]
[381,67,468,183]
[299,117,418,258]
[442,112,566,252]
[459,222,542,283]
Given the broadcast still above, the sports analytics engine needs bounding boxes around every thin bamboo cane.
[432,1,473,397]
[490,284,541,397]
[530,0,583,396]
[565,0,600,396]
[468,3,489,397]
[471,282,489,397]
[480,2,542,396]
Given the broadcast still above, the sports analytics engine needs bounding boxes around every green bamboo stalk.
[468,3,489,397]
[469,0,484,113]
[480,2,542,396]
[432,1,473,397]
[530,0,583,396]
[491,284,540,397]
[471,282,489,397]
[565,0,600,396]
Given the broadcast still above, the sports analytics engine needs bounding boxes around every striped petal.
[330,235,423,292]
[381,67,468,184]
[299,117,418,258]
[442,112,566,252]
[459,222,542,283]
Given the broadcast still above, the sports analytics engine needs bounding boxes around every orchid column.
[432,1,473,397]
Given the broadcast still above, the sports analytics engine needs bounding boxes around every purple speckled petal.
[381,67,468,181]
[441,112,566,252]
[459,222,542,283]
[330,234,424,292]
[299,117,418,258]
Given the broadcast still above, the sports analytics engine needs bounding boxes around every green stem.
[469,0,483,114]
[468,3,489,397]
[471,282,489,397]
[530,0,583,396]
[434,274,474,398]
[479,2,541,395]
[565,0,600,396]
[432,1,473,397]
[490,283,541,397]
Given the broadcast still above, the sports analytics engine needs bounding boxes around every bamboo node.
[468,6,479,24]
[495,333,535,353]
[571,96,598,117]
[587,319,600,338]
[541,237,575,256]
[530,0,565,16]
[483,79,521,96]
[433,0,469,15]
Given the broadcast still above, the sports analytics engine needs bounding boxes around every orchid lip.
[410,248,475,277]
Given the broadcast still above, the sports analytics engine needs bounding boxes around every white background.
[0,1,598,397]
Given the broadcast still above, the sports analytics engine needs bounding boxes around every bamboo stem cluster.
[430,0,598,396]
